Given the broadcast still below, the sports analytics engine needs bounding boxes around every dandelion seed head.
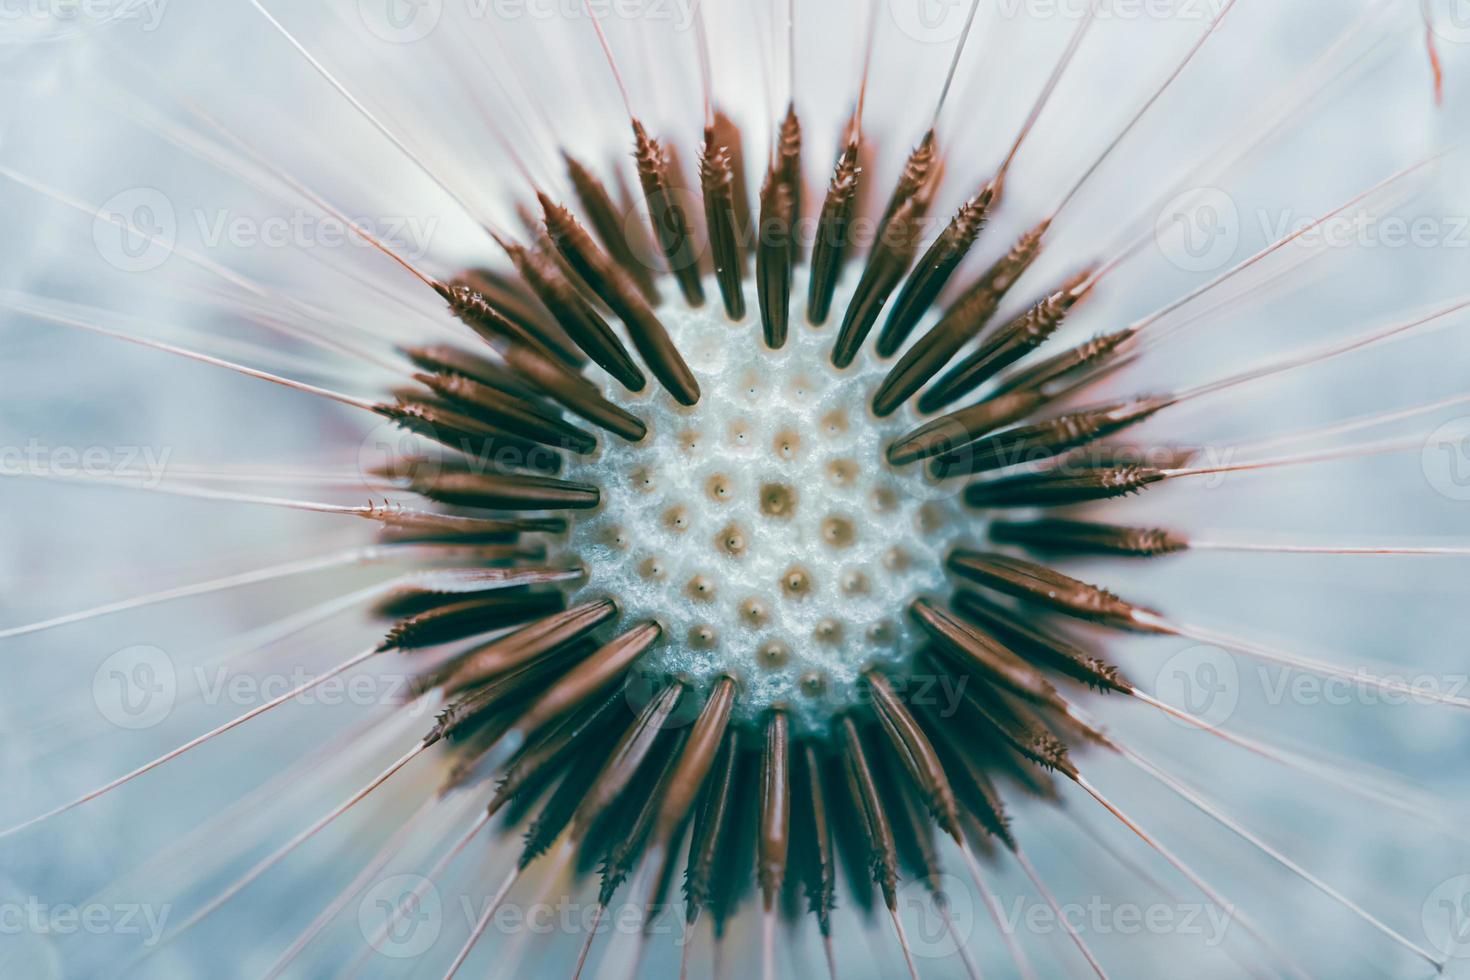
[563,271,971,729]
[4,2,1470,977]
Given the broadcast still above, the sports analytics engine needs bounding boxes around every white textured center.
[563,275,973,733]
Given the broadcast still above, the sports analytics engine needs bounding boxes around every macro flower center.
[563,274,972,731]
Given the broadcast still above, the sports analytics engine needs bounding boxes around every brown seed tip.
[947,551,1170,633]
[990,518,1190,557]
